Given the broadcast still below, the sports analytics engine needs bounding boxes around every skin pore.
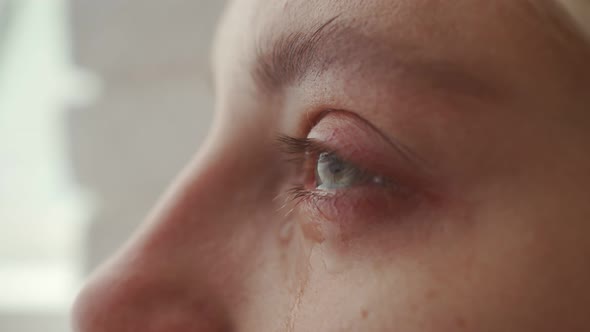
[72,0,590,331]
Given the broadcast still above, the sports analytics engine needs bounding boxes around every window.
[0,0,95,316]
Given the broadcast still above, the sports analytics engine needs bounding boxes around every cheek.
[278,242,484,332]
[421,205,590,331]
[289,190,590,332]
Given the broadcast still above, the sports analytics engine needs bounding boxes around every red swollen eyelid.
[306,111,433,191]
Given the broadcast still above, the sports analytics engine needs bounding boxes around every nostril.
[71,270,233,332]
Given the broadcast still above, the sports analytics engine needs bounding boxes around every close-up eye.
[274,111,431,228]
[315,152,362,190]
[275,131,388,196]
[315,152,385,190]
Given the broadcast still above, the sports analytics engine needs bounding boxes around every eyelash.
[276,134,390,217]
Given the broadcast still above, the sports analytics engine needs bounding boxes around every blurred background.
[0,0,224,330]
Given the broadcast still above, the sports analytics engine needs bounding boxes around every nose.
[71,139,268,332]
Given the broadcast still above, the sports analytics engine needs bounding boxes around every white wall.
[69,0,226,273]
[0,0,225,331]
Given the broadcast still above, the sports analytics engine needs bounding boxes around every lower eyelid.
[291,181,417,227]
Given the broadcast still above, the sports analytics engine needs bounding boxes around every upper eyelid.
[308,110,435,175]
[276,134,336,170]
[275,135,332,156]
[275,134,375,176]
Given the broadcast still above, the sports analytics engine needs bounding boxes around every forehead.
[215,0,545,57]
[212,0,586,100]
[221,0,534,35]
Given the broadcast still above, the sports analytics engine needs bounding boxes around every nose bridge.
[73,143,257,332]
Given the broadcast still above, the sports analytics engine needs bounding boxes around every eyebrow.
[253,16,341,93]
[252,17,502,100]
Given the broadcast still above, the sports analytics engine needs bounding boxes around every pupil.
[328,160,345,175]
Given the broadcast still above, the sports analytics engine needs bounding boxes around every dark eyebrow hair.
[252,17,503,100]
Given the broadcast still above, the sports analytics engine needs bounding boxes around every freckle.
[361,309,369,319]
[426,289,438,300]
[455,317,467,329]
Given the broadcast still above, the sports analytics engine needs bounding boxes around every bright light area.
[0,0,95,313]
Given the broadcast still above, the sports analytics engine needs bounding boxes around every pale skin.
[72,0,590,331]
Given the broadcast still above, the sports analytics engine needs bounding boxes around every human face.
[72,0,590,331]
